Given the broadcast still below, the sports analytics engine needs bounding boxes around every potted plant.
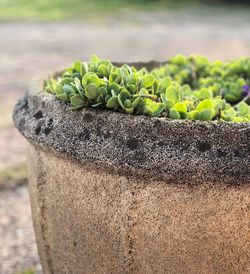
[13,55,250,274]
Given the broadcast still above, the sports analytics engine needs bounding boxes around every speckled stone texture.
[13,64,250,274]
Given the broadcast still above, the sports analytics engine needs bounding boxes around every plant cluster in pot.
[13,55,250,274]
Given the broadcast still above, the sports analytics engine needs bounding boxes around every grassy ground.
[0,162,27,190]
[15,269,35,274]
[0,0,181,21]
[0,0,250,21]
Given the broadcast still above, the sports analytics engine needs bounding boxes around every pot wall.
[27,144,250,274]
[13,64,250,273]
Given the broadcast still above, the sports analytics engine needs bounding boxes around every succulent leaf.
[106,96,118,109]
[165,86,179,104]
[169,109,180,119]
[70,94,85,107]
[85,83,98,100]
[141,74,155,88]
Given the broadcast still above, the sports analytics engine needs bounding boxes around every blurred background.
[0,0,250,273]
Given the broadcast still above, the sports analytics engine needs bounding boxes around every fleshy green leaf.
[56,93,69,102]
[54,84,64,95]
[85,83,98,100]
[143,99,165,116]
[141,74,155,88]
[90,54,100,63]
[237,102,249,116]
[197,88,213,100]
[199,109,216,121]
[70,94,85,107]
[232,117,244,122]
[106,96,118,109]
[109,83,120,95]
[169,109,180,119]
[124,99,132,109]
[172,102,187,113]
[72,60,82,73]
[196,99,214,112]
[132,96,141,109]
[98,64,109,78]
[80,62,88,76]
[127,84,137,94]
[74,78,83,92]
[188,110,200,120]
[165,86,179,104]
[97,87,108,98]
[160,94,174,110]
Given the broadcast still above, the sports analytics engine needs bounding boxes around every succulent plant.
[45,54,250,122]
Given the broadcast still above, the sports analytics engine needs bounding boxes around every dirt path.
[1,13,250,273]
[0,185,42,274]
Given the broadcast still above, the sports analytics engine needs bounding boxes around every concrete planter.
[13,64,250,274]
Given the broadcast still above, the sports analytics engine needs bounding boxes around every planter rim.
[13,64,250,185]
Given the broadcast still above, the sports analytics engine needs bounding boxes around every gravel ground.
[1,10,250,273]
[0,185,42,274]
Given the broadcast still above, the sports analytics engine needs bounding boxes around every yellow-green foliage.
[45,55,250,122]
[15,268,35,274]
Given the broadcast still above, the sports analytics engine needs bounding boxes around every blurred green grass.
[1,0,248,21]
[0,162,27,190]
[15,268,35,274]
[0,0,175,21]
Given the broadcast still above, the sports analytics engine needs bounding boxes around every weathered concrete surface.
[13,74,250,273]
[13,87,250,185]
[27,145,250,274]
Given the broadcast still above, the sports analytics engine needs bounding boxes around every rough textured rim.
[13,62,250,185]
